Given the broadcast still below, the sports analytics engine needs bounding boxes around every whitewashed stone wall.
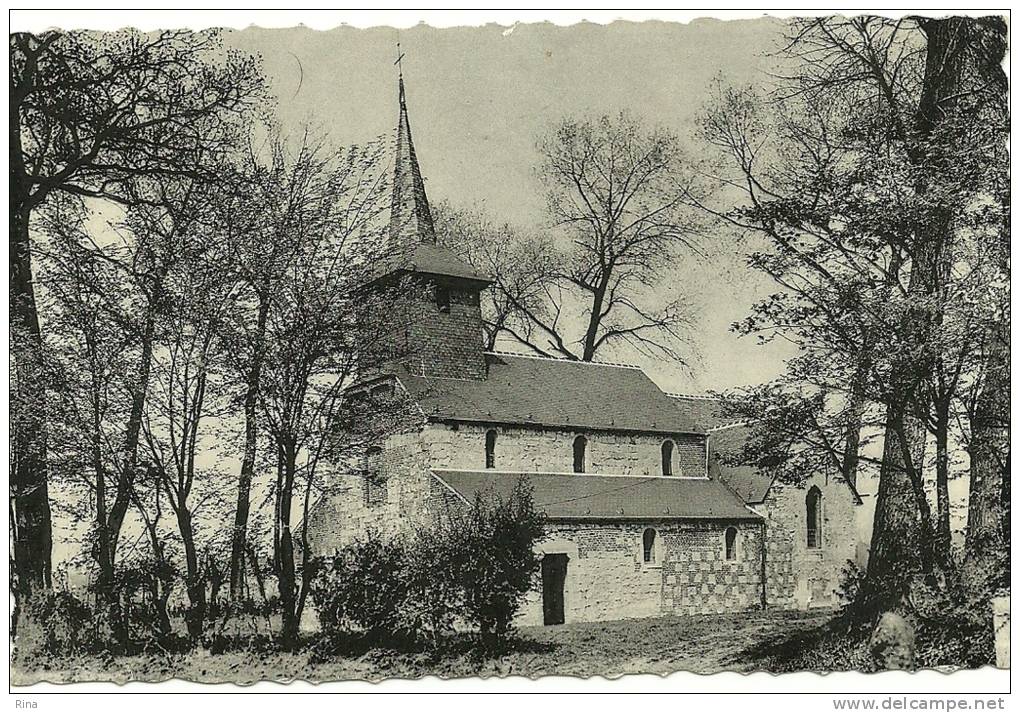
[516,520,764,626]
[758,472,858,610]
[424,421,707,476]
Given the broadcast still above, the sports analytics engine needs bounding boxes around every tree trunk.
[91,416,126,644]
[107,306,157,561]
[863,406,929,610]
[229,294,270,599]
[10,200,54,602]
[962,324,1009,597]
[863,17,967,609]
[276,441,299,647]
[841,352,870,489]
[581,276,611,362]
[177,505,207,641]
[934,398,953,563]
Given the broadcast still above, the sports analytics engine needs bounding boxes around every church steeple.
[374,67,493,382]
[390,74,437,248]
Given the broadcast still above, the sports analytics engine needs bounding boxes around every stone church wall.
[758,473,858,610]
[424,421,707,476]
[306,430,434,554]
[515,519,764,626]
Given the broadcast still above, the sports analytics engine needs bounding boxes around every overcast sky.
[226,19,800,394]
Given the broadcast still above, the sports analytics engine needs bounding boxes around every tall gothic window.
[806,486,823,549]
[661,440,675,476]
[485,429,497,469]
[725,527,738,560]
[643,528,657,564]
[572,435,587,473]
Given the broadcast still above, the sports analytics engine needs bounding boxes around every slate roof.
[707,423,774,504]
[669,394,745,432]
[433,469,761,521]
[397,353,703,435]
[375,242,492,286]
[378,76,491,287]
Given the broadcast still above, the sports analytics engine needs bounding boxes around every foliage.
[698,16,1009,606]
[451,480,546,647]
[13,590,101,657]
[313,479,545,650]
[313,536,414,643]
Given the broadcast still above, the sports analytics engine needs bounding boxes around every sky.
[225,19,800,395]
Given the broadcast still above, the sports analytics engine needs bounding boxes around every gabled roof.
[397,352,703,435]
[379,76,489,287]
[708,424,774,504]
[434,469,762,521]
[708,423,863,505]
[669,394,744,432]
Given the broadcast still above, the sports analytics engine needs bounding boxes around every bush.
[312,478,545,650]
[313,535,413,643]
[452,479,545,648]
[14,589,101,657]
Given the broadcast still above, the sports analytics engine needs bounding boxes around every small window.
[572,435,587,473]
[436,285,451,313]
[364,446,386,507]
[725,527,737,560]
[642,528,657,564]
[806,486,822,549]
[485,429,497,469]
[661,440,674,476]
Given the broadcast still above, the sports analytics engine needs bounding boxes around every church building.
[306,77,861,626]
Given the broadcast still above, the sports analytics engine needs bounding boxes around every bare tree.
[10,28,263,604]
[512,112,702,362]
[246,134,418,646]
[140,204,237,640]
[433,203,557,352]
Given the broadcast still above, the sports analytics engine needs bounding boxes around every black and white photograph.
[7,9,1011,697]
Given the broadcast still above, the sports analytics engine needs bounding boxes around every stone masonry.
[757,472,858,609]
[515,520,764,626]
[425,421,706,476]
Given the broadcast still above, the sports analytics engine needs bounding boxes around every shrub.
[449,478,545,648]
[311,478,545,651]
[14,589,101,657]
[403,521,462,645]
[313,535,412,643]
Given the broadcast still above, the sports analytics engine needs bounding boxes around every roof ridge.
[485,350,642,370]
[667,392,723,401]
[707,420,754,433]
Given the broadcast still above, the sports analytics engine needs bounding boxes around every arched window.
[485,429,498,469]
[572,435,587,473]
[661,440,675,476]
[806,486,823,549]
[725,526,738,560]
[642,528,658,564]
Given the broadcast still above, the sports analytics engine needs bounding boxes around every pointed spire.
[390,73,437,248]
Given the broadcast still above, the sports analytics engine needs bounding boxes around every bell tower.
[372,73,492,380]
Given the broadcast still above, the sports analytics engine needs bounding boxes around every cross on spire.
[394,42,406,77]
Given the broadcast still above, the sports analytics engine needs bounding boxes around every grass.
[12,608,842,685]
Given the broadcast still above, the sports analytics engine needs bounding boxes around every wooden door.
[542,553,568,625]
